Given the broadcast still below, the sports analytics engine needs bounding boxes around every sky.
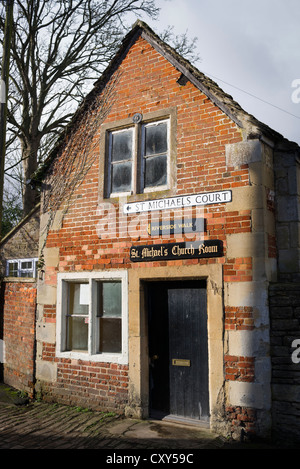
[140,0,300,145]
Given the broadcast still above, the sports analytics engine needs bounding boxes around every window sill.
[110,190,132,198]
[56,349,128,365]
[3,276,37,283]
[143,184,169,194]
[107,186,176,204]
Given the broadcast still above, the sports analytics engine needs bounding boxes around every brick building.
[0,204,40,393]
[1,21,300,442]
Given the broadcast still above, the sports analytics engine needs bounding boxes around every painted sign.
[130,240,223,262]
[147,218,204,236]
[123,190,232,214]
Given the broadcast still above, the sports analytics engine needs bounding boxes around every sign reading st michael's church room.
[130,240,223,262]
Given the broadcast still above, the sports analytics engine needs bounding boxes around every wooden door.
[148,281,209,422]
[168,286,209,420]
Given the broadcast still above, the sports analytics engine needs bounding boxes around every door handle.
[151,355,159,360]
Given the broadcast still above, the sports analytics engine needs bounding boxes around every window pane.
[20,271,33,278]
[102,282,122,317]
[99,318,121,353]
[111,130,132,162]
[69,283,89,316]
[145,154,167,188]
[21,261,32,269]
[145,122,167,156]
[112,161,132,193]
[67,316,88,351]
[97,281,122,353]
[8,262,18,276]
[66,283,89,352]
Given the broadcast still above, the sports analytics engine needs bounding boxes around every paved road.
[0,400,229,450]
[0,383,279,451]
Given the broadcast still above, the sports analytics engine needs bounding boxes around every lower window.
[56,271,128,363]
[6,258,38,278]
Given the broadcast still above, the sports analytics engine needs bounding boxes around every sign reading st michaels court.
[123,190,232,214]
[130,240,223,262]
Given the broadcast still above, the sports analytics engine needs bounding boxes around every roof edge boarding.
[140,30,242,128]
[32,20,300,184]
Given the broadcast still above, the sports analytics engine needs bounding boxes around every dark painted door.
[148,281,209,422]
[168,287,208,420]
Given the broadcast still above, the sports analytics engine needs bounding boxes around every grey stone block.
[226,140,262,167]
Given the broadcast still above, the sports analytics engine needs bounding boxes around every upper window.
[6,258,38,278]
[56,271,128,364]
[105,117,170,197]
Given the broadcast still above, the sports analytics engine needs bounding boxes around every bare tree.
[0,0,200,218]
[161,25,200,64]
[0,0,160,215]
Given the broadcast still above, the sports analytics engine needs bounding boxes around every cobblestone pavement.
[0,400,227,450]
[0,384,278,451]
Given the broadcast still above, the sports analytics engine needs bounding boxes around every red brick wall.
[226,406,257,437]
[224,355,255,382]
[225,306,254,331]
[2,280,36,396]
[37,340,129,412]
[40,359,129,413]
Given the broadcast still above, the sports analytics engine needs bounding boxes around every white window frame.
[6,258,38,278]
[56,270,128,364]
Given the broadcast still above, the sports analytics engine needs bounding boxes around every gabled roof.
[0,203,40,247]
[33,20,299,184]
